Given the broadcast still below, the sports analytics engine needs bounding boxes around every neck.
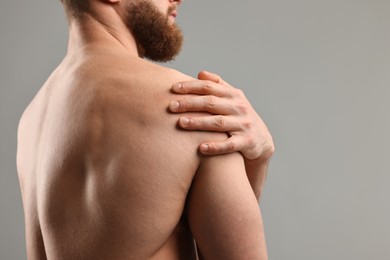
[66,4,144,58]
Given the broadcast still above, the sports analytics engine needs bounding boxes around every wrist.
[244,149,274,165]
[242,136,275,162]
[244,153,272,200]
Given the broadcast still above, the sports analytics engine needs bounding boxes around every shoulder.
[73,57,190,147]
[83,57,192,107]
[74,56,228,162]
[85,54,194,87]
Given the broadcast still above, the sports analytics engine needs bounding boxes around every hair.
[60,0,91,19]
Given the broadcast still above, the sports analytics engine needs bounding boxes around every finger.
[198,70,228,85]
[199,136,245,156]
[169,96,236,114]
[177,115,241,132]
[198,71,248,102]
[171,80,230,97]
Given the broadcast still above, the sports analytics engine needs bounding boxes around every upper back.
[17,50,225,259]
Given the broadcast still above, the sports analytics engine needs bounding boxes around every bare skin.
[170,71,274,161]
[169,71,275,200]
[16,0,270,259]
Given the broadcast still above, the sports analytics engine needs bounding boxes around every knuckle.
[178,99,187,109]
[269,143,276,155]
[214,116,225,128]
[205,80,213,87]
[204,96,215,107]
[247,136,257,150]
[235,88,245,97]
[242,119,252,129]
[202,81,213,92]
[255,134,275,159]
[237,103,250,114]
[189,118,200,128]
[266,137,276,154]
[180,83,189,92]
[228,141,237,152]
[208,144,219,153]
[262,143,275,159]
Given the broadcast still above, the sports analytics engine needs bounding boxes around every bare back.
[17,48,266,260]
[16,50,221,259]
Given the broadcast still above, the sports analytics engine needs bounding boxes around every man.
[16,0,274,259]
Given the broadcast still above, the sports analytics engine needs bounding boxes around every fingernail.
[200,144,209,152]
[169,101,180,111]
[172,83,182,91]
[180,117,190,126]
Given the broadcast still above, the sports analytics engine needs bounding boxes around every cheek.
[153,0,169,14]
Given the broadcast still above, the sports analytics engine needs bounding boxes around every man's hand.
[169,71,275,161]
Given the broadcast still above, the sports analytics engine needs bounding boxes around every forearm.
[245,157,270,201]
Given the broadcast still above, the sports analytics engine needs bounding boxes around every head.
[60,0,184,62]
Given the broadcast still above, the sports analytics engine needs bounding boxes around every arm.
[169,71,274,199]
[245,156,271,200]
[187,152,268,260]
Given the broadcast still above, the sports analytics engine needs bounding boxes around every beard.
[126,0,183,62]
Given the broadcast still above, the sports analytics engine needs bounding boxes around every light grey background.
[1,0,389,259]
